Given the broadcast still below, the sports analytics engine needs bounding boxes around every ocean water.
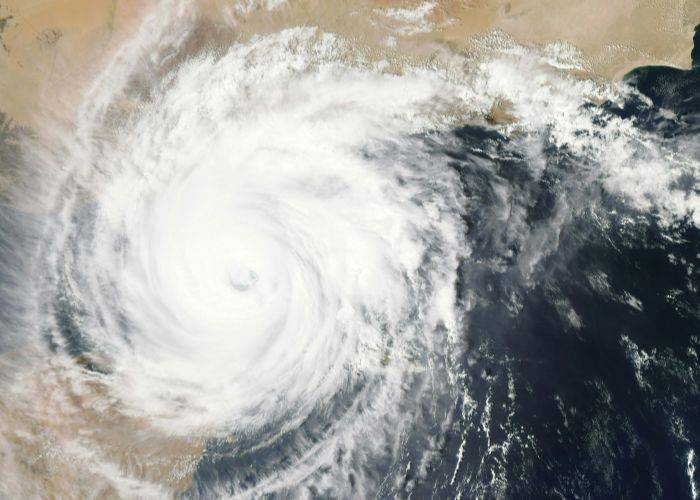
[0,5,698,498]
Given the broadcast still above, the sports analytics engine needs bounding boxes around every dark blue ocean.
[1,23,698,500]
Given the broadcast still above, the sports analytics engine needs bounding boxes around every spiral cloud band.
[2,2,699,497]
[26,24,471,495]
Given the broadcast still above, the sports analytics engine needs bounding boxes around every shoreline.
[0,1,697,129]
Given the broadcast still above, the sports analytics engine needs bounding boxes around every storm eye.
[4,2,699,499]
[228,264,258,291]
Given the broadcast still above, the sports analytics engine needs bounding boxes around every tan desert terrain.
[0,0,698,497]
[0,0,698,128]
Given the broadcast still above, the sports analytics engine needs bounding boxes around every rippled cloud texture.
[1,1,699,498]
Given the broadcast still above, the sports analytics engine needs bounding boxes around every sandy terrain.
[0,355,205,497]
[0,0,698,496]
[0,0,698,127]
[0,0,148,125]
[201,0,700,78]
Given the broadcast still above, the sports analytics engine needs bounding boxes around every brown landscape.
[0,1,698,497]
[0,0,698,128]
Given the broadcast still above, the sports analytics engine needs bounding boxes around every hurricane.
[1,1,699,498]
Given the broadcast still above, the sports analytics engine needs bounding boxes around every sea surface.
[0,5,698,498]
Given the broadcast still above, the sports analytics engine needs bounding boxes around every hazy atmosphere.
[1,1,699,498]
